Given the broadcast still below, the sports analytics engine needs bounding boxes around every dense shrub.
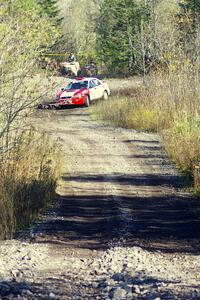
[92,69,200,193]
[0,132,61,239]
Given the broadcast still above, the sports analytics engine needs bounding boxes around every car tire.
[84,95,90,107]
[102,91,108,100]
[37,104,43,109]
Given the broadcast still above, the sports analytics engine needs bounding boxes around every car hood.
[58,88,88,99]
[59,90,76,98]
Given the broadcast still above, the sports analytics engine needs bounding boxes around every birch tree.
[58,0,100,60]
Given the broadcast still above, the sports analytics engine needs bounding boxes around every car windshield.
[66,81,88,90]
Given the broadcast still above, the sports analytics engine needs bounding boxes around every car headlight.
[73,94,82,99]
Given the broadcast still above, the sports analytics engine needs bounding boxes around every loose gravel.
[0,105,200,299]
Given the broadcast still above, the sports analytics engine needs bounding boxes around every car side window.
[89,80,96,89]
[95,79,101,86]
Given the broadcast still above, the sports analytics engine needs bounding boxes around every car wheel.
[102,91,108,100]
[37,104,43,109]
[84,95,90,107]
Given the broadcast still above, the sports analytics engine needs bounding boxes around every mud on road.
[0,107,200,299]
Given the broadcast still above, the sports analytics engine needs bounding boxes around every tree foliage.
[58,0,100,61]
[95,0,200,74]
[97,0,150,73]
[0,0,60,152]
[38,0,61,23]
[178,0,200,60]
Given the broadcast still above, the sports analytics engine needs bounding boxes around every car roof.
[72,77,99,82]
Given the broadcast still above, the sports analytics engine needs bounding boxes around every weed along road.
[0,107,200,299]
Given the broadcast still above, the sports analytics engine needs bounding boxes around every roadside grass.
[0,131,62,239]
[104,76,142,97]
[92,71,200,193]
[0,72,67,240]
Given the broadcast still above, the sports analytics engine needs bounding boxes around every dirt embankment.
[0,106,200,299]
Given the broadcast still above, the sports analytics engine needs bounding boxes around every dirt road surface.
[0,107,200,299]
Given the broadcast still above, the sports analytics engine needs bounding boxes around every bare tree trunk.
[151,0,156,53]
[9,0,14,17]
[141,19,146,85]
[127,26,134,72]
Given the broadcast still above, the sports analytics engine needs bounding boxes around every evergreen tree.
[38,0,61,23]
[178,0,200,31]
[97,0,150,74]
[179,0,200,15]
[178,0,200,61]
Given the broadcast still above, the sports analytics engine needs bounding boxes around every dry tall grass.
[93,69,200,193]
[0,131,61,239]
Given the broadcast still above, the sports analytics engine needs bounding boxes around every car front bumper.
[57,96,85,106]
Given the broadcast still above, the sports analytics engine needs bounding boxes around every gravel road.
[0,106,200,299]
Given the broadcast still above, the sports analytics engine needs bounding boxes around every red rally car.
[56,77,110,107]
